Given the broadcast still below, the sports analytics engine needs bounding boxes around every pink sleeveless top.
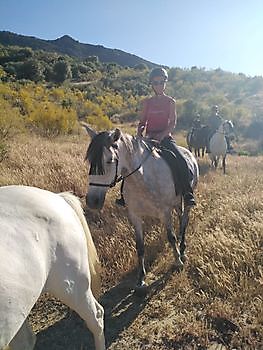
[142,95,173,137]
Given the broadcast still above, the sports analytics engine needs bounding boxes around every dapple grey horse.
[82,123,199,290]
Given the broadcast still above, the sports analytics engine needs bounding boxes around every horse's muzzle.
[86,193,105,210]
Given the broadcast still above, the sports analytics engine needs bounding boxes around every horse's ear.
[80,121,97,139]
[112,128,121,142]
[106,129,121,148]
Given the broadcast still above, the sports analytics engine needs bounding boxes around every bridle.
[89,157,121,188]
[89,141,153,188]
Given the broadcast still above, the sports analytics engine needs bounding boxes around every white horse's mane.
[59,192,101,297]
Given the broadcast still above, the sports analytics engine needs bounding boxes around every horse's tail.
[59,192,101,298]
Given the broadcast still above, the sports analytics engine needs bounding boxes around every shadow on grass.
[34,265,176,350]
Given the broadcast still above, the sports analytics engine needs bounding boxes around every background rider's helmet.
[212,105,219,113]
[149,67,168,83]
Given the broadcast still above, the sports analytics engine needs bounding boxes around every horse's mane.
[86,130,141,175]
[120,133,137,154]
[85,132,110,175]
[59,192,101,298]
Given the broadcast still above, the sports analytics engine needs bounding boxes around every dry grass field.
[1,132,262,349]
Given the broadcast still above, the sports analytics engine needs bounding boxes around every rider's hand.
[137,125,144,138]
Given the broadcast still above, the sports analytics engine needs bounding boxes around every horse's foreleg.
[179,207,191,262]
[47,270,105,350]
[222,155,226,174]
[214,157,219,168]
[165,212,183,268]
[72,289,105,350]
[128,212,146,288]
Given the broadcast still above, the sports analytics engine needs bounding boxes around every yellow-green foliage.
[0,98,23,138]
[83,99,112,130]
[96,92,125,116]
[0,81,114,136]
[0,90,24,161]
[27,102,78,136]
[0,66,6,79]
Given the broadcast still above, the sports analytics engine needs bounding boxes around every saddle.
[146,139,183,195]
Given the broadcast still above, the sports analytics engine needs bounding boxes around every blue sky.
[1,0,263,77]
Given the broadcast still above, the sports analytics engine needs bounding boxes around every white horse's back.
[0,185,105,350]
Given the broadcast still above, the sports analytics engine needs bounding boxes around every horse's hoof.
[134,283,148,297]
[180,254,187,263]
[173,258,184,272]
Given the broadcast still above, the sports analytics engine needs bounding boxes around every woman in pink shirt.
[137,67,196,207]
[116,68,195,207]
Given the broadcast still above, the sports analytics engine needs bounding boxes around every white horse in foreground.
[0,185,105,350]
[209,120,234,174]
[82,124,199,290]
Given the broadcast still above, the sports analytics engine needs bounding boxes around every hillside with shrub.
[0,31,157,68]
[1,35,263,158]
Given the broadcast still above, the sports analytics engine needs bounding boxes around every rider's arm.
[167,99,177,134]
[137,99,148,136]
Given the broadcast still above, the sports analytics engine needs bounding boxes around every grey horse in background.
[187,125,210,157]
[209,120,235,174]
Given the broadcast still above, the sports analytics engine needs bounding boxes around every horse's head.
[223,120,234,136]
[82,123,121,209]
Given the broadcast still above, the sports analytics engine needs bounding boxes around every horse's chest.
[124,178,172,219]
[210,135,227,155]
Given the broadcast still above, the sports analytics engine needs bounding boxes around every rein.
[89,140,153,188]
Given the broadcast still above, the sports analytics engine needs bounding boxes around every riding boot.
[160,136,196,207]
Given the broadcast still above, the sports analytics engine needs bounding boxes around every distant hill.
[0,31,157,68]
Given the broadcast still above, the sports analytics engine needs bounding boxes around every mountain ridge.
[0,31,157,68]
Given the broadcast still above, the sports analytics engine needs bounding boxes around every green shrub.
[27,102,78,136]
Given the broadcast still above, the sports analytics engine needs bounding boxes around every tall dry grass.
[1,132,262,349]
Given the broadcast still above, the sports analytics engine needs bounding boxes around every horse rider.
[192,113,202,130]
[206,105,233,153]
[116,67,196,207]
[206,105,223,153]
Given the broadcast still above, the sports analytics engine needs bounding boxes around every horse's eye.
[112,143,118,149]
